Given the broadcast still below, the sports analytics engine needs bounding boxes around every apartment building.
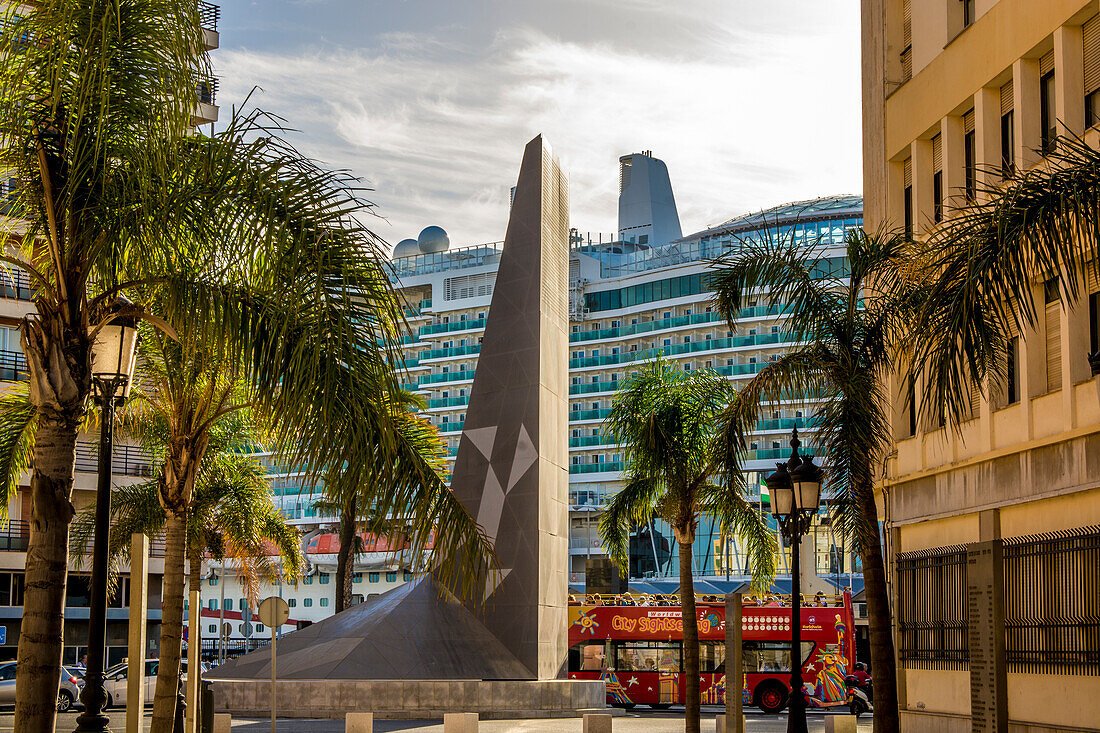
[862,1,1100,731]
[0,0,221,666]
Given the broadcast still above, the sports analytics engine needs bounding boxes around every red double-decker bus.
[567,591,855,713]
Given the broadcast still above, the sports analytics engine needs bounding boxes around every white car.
[0,662,83,712]
[102,659,202,709]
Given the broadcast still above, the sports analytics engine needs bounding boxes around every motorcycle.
[844,674,873,717]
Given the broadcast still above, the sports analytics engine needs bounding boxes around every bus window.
[568,642,607,672]
[701,641,726,673]
[742,641,815,673]
[613,641,681,672]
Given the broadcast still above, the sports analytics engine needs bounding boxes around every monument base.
[209,678,608,720]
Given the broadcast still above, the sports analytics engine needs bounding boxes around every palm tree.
[316,393,446,613]
[1,3,495,726]
[709,226,922,733]
[0,1,205,724]
[909,135,1100,425]
[598,360,776,733]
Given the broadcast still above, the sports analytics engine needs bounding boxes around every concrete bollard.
[443,712,479,733]
[825,715,858,733]
[583,712,613,733]
[715,713,746,733]
[212,713,232,733]
[346,711,374,733]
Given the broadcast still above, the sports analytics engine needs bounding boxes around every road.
[0,709,874,732]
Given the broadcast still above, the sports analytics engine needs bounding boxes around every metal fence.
[0,350,27,382]
[896,544,970,669]
[1004,526,1100,675]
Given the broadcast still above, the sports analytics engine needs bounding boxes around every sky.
[216,1,862,250]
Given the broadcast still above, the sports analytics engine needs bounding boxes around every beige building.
[863,1,1100,732]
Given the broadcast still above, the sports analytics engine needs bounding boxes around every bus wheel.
[755,682,788,714]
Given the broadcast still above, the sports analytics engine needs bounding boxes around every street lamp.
[75,300,138,733]
[764,428,823,733]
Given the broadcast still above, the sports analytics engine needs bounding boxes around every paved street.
[0,709,872,732]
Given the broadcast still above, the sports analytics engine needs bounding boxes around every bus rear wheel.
[755,682,789,714]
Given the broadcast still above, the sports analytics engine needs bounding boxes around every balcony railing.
[74,441,156,477]
[0,349,27,382]
[0,267,34,301]
[197,77,219,106]
[0,519,165,556]
[197,1,220,32]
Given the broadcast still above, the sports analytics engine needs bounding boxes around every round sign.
[257,596,290,628]
[221,622,231,638]
[241,606,252,624]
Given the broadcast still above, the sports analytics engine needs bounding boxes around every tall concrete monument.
[450,133,570,678]
[209,136,600,718]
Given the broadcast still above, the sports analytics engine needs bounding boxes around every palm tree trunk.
[677,525,700,733]
[858,488,900,733]
[152,511,187,732]
[335,498,356,613]
[14,413,79,732]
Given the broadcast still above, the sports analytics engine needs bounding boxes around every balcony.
[193,77,219,125]
[198,1,219,32]
[0,268,35,301]
[570,461,623,475]
[0,519,166,556]
[0,349,27,382]
[74,441,156,477]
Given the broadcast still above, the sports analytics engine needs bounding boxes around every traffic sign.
[0,626,6,645]
[221,622,231,639]
[241,606,252,624]
[257,596,290,628]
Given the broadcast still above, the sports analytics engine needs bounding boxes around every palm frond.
[598,476,664,572]
[0,387,36,520]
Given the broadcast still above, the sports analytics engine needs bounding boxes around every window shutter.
[964,109,975,133]
[1040,50,1055,77]
[1001,79,1014,115]
[932,134,942,172]
[903,158,912,187]
[969,379,981,418]
[1046,302,1062,392]
[1087,261,1100,294]
[901,0,913,81]
[1086,16,1100,95]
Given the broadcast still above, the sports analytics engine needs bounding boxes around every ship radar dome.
[392,238,420,259]
[417,226,450,254]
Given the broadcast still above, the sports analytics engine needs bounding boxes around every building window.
[225,599,233,611]
[932,171,943,223]
[1000,110,1015,176]
[209,625,217,634]
[208,600,217,610]
[961,0,975,27]
[903,185,914,236]
[386,572,397,582]
[320,598,329,607]
[353,573,362,583]
[1041,70,1057,155]
[304,598,313,607]
[369,572,380,583]
[404,571,413,581]
[1006,337,1019,405]
[964,129,976,201]
[208,576,218,587]
[288,598,297,608]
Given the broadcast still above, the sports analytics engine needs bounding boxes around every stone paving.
[0,709,874,732]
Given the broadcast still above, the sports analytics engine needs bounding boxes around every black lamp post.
[764,428,823,733]
[75,302,138,733]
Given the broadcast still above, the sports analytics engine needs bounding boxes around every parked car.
[102,659,204,709]
[0,662,83,712]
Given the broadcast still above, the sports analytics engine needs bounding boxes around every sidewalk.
[228,711,873,732]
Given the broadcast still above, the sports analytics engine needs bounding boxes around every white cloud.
[216,3,861,250]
